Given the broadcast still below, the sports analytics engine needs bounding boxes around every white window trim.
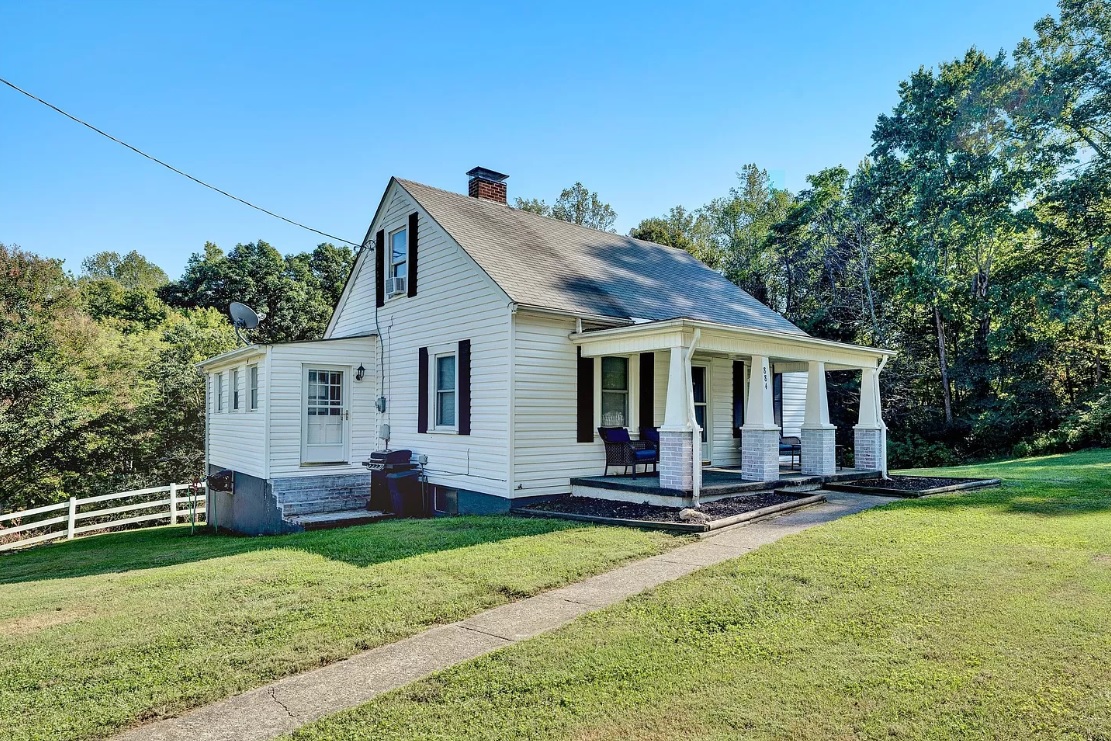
[248,364,260,412]
[215,372,224,413]
[386,225,408,299]
[232,368,241,411]
[594,355,638,435]
[428,343,458,434]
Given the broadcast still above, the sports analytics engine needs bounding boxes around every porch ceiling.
[570,318,894,370]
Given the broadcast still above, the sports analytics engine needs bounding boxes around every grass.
[0,516,684,741]
[288,449,1111,741]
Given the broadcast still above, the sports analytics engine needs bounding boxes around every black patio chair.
[779,435,802,470]
[598,426,658,477]
[639,426,660,453]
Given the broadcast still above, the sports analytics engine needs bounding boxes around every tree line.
[0,242,354,512]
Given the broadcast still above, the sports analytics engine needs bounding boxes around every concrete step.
[281,495,370,517]
[286,509,392,531]
[773,482,822,495]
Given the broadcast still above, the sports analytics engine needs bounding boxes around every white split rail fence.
[0,483,207,552]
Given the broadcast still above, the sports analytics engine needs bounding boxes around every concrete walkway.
[114,492,892,741]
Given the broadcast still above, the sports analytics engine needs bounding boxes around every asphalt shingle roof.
[398,179,807,336]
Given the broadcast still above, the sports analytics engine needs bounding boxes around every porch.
[570,466,879,507]
[571,318,894,506]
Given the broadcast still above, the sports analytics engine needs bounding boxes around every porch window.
[601,356,629,427]
[215,372,224,412]
[249,365,259,410]
[232,368,241,410]
[434,352,457,429]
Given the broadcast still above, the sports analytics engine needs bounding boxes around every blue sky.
[1,0,1056,279]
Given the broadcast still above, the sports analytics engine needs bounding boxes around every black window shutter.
[457,339,471,435]
[576,348,594,443]
[773,372,783,429]
[375,229,385,308]
[732,361,745,437]
[417,347,429,433]
[639,353,654,429]
[407,212,418,297]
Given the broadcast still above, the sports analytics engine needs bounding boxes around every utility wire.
[0,76,362,248]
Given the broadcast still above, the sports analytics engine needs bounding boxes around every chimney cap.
[466,166,509,183]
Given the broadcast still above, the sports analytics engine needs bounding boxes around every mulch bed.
[525,492,802,523]
[824,474,1001,498]
[858,476,978,491]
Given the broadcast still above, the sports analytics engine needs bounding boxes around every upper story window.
[387,226,408,295]
[600,356,628,427]
[232,368,241,410]
[434,352,457,430]
[215,372,224,412]
[249,365,260,410]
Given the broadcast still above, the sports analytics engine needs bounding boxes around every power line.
[0,76,362,248]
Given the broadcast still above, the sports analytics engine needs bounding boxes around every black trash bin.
[387,469,427,518]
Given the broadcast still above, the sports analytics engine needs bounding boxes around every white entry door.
[301,366,349,464]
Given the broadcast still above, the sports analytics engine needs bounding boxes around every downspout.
[876,355,889,478]
[685,330,702,507]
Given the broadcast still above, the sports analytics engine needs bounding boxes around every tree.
[514,182,618,231]
[81,250,169,291]
[160,240,353,343]
[628,206,708,255]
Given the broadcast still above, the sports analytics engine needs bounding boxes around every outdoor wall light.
[356,364,365,381]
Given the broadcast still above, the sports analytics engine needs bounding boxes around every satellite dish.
[229,302,260,345]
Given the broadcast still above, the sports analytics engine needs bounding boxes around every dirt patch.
[0,606,94,636]
[1092,554,1111,567]
[525,492,804,523]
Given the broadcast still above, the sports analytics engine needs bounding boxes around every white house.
[199,168,893,534]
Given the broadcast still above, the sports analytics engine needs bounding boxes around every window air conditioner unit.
[386,276,406,296]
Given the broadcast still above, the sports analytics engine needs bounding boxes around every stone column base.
[854,427,885,471]
[659,429,694,491]
[801,426,836,476]
[741,427,780,482]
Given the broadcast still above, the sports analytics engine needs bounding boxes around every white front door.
[301,366,349,464]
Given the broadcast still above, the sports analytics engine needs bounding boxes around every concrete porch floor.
[569,466,880,507]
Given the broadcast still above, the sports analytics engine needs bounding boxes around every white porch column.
[740,355,780,481]
[659,346,694,491]
[854,366,887,473]
[801,361,837,476]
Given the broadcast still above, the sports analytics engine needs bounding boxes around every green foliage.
[514,182,618,232]
[81,249,169,291]
[159,240,354,343]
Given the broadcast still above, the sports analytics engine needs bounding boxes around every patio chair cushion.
[599,427,631,443]
[639,426,660,445]
[633,448,657,462]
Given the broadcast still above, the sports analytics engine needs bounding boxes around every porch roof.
[570,318,894,370]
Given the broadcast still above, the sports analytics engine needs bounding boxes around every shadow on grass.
[0,515,589,586]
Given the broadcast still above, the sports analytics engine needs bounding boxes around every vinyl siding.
[206,356,268,479]
[512,313,607,495]
[327,183,512,496]
[268,338,377,478]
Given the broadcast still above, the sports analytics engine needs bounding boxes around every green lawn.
[290,449,1111,741]
[0,516,683,741]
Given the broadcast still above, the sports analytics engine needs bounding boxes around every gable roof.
[396,179,806,336]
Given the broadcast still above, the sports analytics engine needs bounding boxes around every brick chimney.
[466,166,509,204]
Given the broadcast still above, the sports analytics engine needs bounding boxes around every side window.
[434,352,457,429]
[232,368,241,410]
[215,372,224,413]
[249,365,260,410]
